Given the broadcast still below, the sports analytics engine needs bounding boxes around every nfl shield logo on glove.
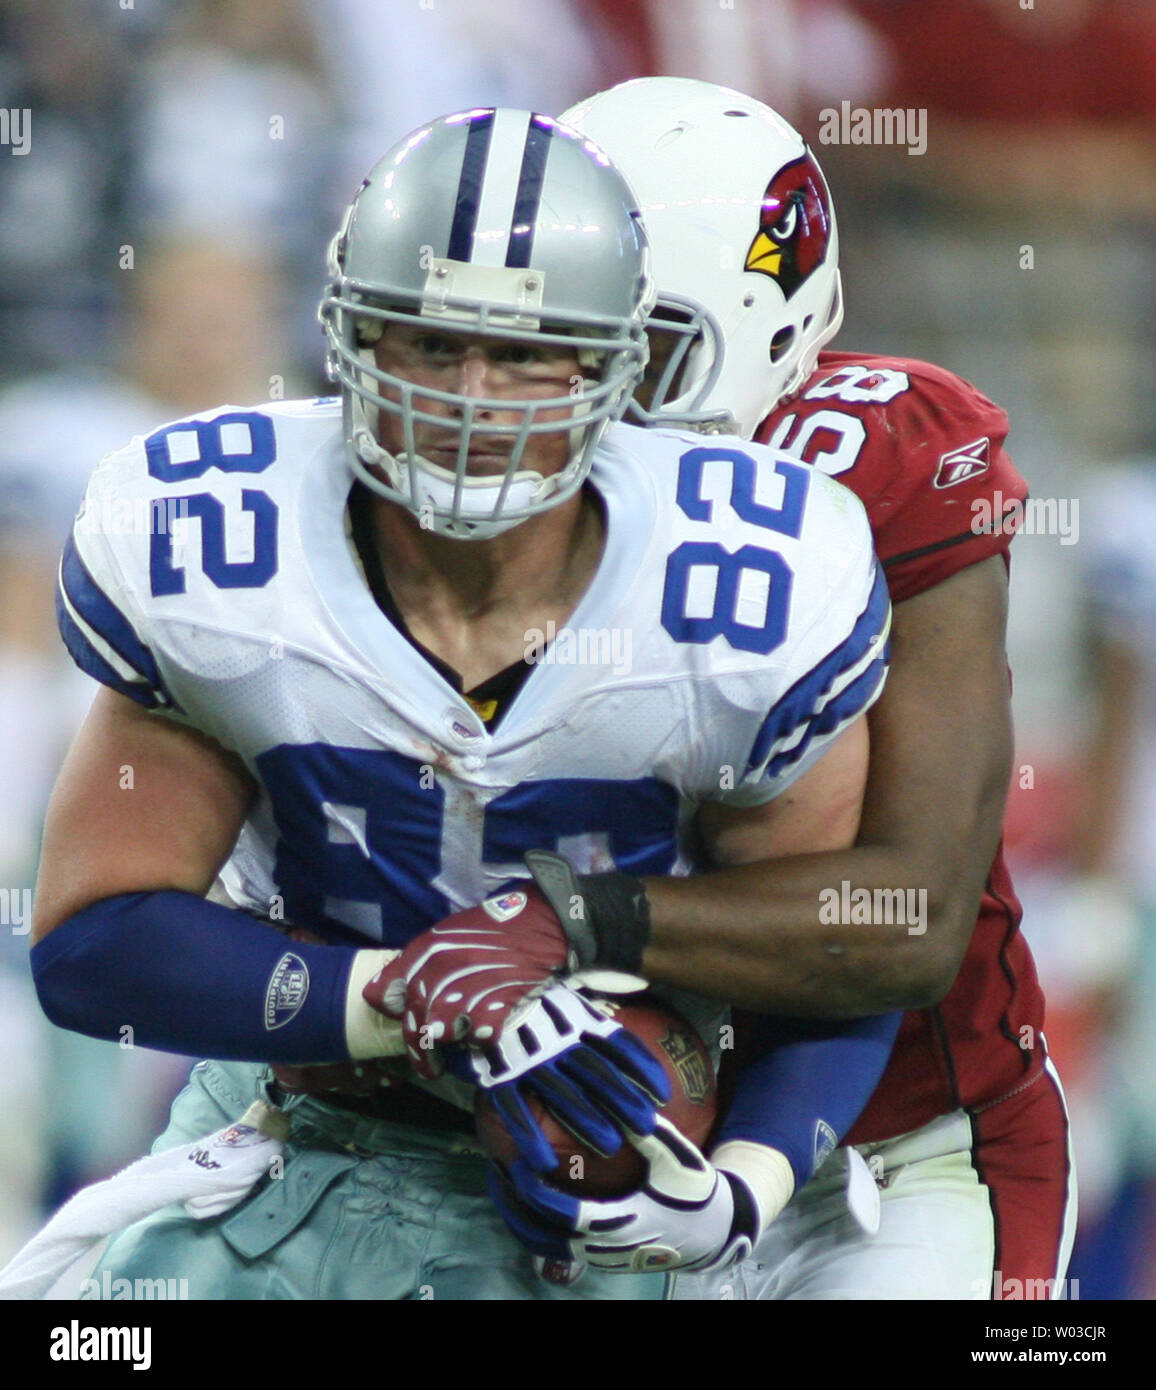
[483,890,528,923]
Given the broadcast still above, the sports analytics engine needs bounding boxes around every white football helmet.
[320,108,652,539]
[561,78,843,438]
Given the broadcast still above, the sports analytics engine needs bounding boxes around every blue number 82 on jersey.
[146,413,279,597]
[661,446,810,655]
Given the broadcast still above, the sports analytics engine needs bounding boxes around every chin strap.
[348,442,548,541]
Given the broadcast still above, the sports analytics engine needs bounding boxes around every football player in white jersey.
[31,108,891,1299]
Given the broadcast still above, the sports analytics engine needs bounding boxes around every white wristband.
[344,949,406,1059]
[712,1140,796,1234]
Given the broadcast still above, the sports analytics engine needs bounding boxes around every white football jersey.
[57,398,889,950]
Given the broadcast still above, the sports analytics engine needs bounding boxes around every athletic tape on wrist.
[712,1140,796,1235]
[345,949,405,1058]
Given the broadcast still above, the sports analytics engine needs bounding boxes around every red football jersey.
[756,350,1045,1141]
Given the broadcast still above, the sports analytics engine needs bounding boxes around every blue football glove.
[489,1116,764,1274]
[469,980,670,1174]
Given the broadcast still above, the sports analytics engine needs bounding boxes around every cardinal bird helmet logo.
[745,154,835,300]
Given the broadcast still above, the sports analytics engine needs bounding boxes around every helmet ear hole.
[770,326,795,363]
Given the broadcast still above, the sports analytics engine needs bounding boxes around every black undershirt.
[347,483,535,731]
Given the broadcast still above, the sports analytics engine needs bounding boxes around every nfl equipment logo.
[265,953,310,1030]
[813,1119,837,1168]
[483,890,527,923]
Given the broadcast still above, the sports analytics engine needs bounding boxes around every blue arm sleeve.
[31,891,359,1063]
[715,1011,903,1188]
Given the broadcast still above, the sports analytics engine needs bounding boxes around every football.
[475,995,717,1197]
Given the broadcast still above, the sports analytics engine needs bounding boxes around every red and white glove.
[362,885,576,1077]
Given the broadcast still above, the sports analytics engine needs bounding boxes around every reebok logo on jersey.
[933,437,990,489]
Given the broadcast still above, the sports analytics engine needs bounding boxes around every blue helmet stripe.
[506,117,553,269]
[447,110,496,262]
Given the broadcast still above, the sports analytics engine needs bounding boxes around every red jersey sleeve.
[757,351,1029,603]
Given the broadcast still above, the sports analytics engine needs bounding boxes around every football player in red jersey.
[519,77,1074,1299]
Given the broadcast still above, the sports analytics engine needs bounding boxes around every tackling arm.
[641,556,1013,1016]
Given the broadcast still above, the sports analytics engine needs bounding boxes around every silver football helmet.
[562,78,843,438]
[320,108,653,539]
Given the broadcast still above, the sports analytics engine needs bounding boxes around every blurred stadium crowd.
[1,0,1154,1299]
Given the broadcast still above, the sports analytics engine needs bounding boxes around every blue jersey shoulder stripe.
[747,563,890,775]
[55,586,161,709]
[762,648,887,783]
[59,535,169,698]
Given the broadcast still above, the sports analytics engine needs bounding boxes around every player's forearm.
[658,571,1016,1019]
[715,1011,903,1179]
[639,843,982,1017]
[31,891,401,1062]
